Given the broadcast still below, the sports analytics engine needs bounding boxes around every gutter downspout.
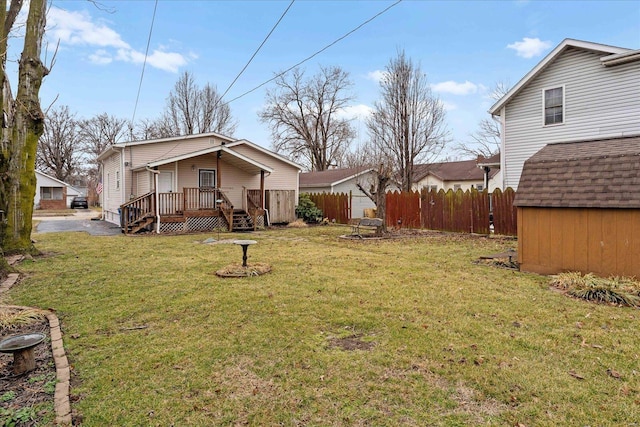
[147,167,161,234]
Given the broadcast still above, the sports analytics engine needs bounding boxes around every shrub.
[550,272,640,307]
[295,193,323,223]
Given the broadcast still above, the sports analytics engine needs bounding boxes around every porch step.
[126,214,155,234]
[232,210,255,232]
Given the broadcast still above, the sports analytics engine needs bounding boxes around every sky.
[11,0,640,162]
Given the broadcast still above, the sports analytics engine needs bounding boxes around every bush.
[549,272,640,307]
[295,193,323,223]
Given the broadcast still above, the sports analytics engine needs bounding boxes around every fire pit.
[0,332,46,375]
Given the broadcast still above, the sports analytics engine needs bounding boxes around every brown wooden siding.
[518,207,640,277]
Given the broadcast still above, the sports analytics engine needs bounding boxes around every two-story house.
[489,38,640,190]
[489,38,640,278]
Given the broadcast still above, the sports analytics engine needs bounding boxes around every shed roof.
[514,136,640,208]
[299,167,373,188]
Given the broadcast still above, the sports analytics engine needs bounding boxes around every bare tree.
[367,51,449,192]
[260,66,356,171]
[455,81,510,158]
[157,71,236,138]
[0,0,49,256]
[37,105,81,181]
[78,112,127,181]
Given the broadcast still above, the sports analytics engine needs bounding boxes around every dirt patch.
[327,334,376,351]
[215,262,272,278]
[0,319,56,426]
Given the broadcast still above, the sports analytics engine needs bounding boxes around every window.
[429,185,438,192]
[476,184,484,191]
[41,187,63,200]
[453,184,461,191]
[543,86,564,125]
[199,169,216,188]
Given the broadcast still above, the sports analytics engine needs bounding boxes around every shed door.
[158,172,173,193]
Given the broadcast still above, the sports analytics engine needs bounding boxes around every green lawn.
[8,226,640,426]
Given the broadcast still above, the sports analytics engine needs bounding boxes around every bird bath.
[234,240,257,267]
[0,333,46,375]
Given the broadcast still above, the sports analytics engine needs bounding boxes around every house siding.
[231,145,300,198]
[102,150,123,224]
[332,177,376,218]
[503,47,640,189]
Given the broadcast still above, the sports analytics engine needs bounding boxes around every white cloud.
[507,37,552,58]
[440,100,457,111]
[88,49,112,65]
[117,48,188,73]
[47,6,188,72]
[337,104,373,120]
[366,70,386,83]
[48,8,129,49]
[431,80,479,96]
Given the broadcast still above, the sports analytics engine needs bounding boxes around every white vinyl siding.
[502,47,640,190]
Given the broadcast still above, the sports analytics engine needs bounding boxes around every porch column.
[217,151,222,188]
[260,170,265,209]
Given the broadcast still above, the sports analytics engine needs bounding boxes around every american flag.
[96,178,103,195]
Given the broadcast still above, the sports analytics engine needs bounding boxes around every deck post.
[260,170,265,209]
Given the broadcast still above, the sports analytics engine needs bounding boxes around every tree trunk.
[0,0,47,255]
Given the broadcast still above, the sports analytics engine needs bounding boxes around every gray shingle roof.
[299,167,372,187]
[513,136,640,208]
[413,158,499,183]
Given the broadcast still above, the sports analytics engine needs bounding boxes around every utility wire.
[218,0,295,102]
[222,0,402,107]
[131,0,159,126]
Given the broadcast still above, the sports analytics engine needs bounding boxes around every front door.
[158,171,173,193]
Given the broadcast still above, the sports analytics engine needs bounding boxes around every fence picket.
[307,187,517,236]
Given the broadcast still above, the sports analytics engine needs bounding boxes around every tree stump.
[13,348,36,375]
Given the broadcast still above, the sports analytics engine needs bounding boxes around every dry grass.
[0,307,47,330]
[5,226,640,426]
[550,272,640,307]
[287,218,308,228]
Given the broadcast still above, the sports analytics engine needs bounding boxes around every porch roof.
[140,145,274,174]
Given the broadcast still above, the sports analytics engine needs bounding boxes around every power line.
[222,0,402,107]
[131,0,159,126]
[218,0,295,102]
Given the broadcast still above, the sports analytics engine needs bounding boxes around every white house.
[97,132,302,233]
[34,170,81,210]
[411,158,500,193]
[299,167,377,218]
[489,38,640,190]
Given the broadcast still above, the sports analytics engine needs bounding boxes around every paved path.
[33,210,122,236]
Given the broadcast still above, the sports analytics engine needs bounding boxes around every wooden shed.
[514,136,640,277]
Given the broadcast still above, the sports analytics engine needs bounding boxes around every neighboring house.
[34,170,81,210]
[513,136,640,277]
[412,158,500,193]
[299,167,377,218]
[489,38,640,190]
[97,132,302,233]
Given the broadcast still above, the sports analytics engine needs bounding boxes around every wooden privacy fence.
[308,192,351,224]
[306,188,517,236]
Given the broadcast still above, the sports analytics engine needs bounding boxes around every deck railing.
[120,192,155,232]
[158,188,233,215]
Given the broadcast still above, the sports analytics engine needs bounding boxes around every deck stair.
[232,209,255,232]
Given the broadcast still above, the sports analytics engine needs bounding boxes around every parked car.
[70,196,88,209]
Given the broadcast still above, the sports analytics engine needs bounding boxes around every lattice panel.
[186,216,226,231]
[159,222,186,233]
[256,216,265,228]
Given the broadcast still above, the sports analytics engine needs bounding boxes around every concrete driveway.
[33,210,122,236]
